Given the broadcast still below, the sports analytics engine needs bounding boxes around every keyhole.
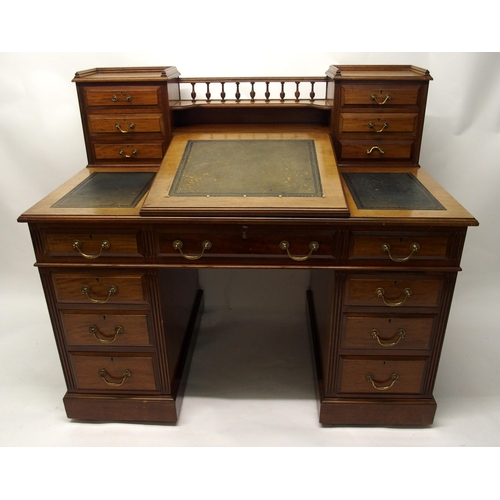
[89,234,93,240]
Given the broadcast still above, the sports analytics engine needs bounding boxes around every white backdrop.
[1,49,499,492]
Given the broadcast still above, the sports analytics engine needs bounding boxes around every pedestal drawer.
[93,142,165,160]
[61,311,151,347]
[339,140,414,160]
[70,353,157,392]
[52,272,147,305]
[345,275,443,308]
[343,314,435,350]
[339,357,427,394]
[340,113,418,133]
[340,84,422,106]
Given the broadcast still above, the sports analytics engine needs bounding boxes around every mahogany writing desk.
[18,65,478,426]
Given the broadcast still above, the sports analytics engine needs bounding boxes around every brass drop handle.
[72,239,110,259]
[366,145,385,155]
[173,239,212,260]
[375,287,412,307]
[381,242,420,262]
[368,121,388,133]
[111,94,132,102]
[279,241,319,261]
[118,148,138,158]
[366,373,399,391]
[371,328,406,347]
[115,122,135,133]
[98,369,132,387]
[89,325,124,344]
[370,93,392,105]
[81,285,117,304]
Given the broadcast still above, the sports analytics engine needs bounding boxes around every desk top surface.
[18,128,478,226]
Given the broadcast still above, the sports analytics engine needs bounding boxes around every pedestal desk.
[18,65,478,426]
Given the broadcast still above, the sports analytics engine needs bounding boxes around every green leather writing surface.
[52,172,156,208]
[342,172,445,210]
[169,140,323,197]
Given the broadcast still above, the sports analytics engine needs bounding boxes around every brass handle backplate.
[118,148,138,158]
[173,239,212,260]
[381,242,420,262]
[89,325,124,344]
[98,369,131,387]
[81,285,117,304]
[111,94,131,102]
[366,145,385,155]
[371,328,406,347]
[279,240,319,261]
[375,287,412,307]
[370,93,392,105]
[366,373,399,391]
[72,239,110,259]
[369,121,388,133]
[115,122,135,133]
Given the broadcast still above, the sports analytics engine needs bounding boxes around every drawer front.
[93,142,165,160]
[340,113,418,133]
[61,311,151,346]
[340,84,421,107]
[349,233,450,263]
[70,353,157,391]
[84,86,161,107]
[156,225,336,261]
[345,275,442,308]
[44,231,141,259]
[88,114,164,135]
[339,357,427,394]
[339,140,414,160]
[342,314,435,350]
[53,272,147,305]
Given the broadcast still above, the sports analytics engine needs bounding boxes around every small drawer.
[70,353,157,392]
[61,311,151,347]
[52,272,147,305]
[88,114,164,135]
[340,84,421,107]
[349,232,451,263]
[83,86,161,107]
[338,357,427,394]
[339,113,418,133]
[92,142,165,160]
[339,140,414,160]
[342,314,435,350]
[44,231,141,259]
[345,275,443,308]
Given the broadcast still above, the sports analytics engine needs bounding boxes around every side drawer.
[92,142,165,160]
[83,86,161,107]
[340,84,422,107]
[88,114,164,135]
[342,314,435,350]
[339,112,418,133]
[338,357,427,394]
[43,231,142,259]
[339,140,414,160]
[349,232,451,263]
[345,274,443,308]
[61,311,151,347]
[70,353,157,392]
[52,272,148,305]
